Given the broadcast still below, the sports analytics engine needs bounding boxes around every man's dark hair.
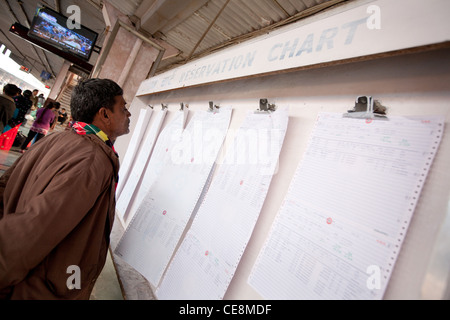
[23,90,32,98]
[70,78,123,123]
[36,101,60,124]
[3,84,19,97]
[46,101,61,110]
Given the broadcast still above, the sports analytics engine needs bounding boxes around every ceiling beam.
[272,0,289,16]
[2,0,20,23]
[185,0,232,61]
[2,0,57,78]
[0,28,36,69]
[54,0,61,13]
[138,0,169,25]
[137,0,209,36]
[86,0,103,11]
[16,0,31,28]
[156,0,349,73]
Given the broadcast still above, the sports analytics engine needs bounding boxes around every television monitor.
[28,5,98,62]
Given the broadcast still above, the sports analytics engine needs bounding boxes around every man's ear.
[98,107,110,124]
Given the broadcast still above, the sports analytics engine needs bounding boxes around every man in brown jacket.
[0,79,131,299]
[0,84,19,133]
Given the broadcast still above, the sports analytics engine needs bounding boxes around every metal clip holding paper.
[344,96,388,120]
[208,101,220,113]
[256,98,277,114]
[180,102,189,111]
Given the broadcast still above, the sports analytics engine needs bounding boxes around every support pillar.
[48,60,71,101]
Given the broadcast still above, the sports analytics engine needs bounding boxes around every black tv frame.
[9,22,94,73]
[27,5,99,62]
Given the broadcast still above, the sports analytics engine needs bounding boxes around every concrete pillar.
[117,38,143,87]
[93,0,178,158]
[48,60,71,101]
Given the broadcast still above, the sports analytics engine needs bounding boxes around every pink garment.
[30,108,56,135]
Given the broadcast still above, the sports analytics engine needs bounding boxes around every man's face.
[107,95,131,141]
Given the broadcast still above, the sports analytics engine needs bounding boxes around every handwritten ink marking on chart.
[344,252,353,261]
[163,210,167,216]
[366,119,373,124]
[327,218,333,225]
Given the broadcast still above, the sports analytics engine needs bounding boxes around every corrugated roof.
[0,0,348,83]
[151,0,342,73]
[106,0,145,17]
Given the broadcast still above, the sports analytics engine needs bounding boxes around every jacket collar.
[71,122,118,157]
[0,94,15,103]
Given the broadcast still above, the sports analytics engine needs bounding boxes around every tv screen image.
[28,6,98,61]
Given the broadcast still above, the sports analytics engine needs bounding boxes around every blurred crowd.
[0,83,71,152]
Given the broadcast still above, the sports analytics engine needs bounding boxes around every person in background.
[0,78,131,300]
[14,88,21,98]
[0,90,33,151]
[37,94,45,108]
[57,107,68,125]
[0,84,19,133]
[9,90,33,128]
[51,102,61,131]
[31,89,39,109]
[20,101,60,153]
[65,115,74,131]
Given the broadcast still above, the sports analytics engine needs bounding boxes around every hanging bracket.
[344,96,388,120]
[257,98,277,113]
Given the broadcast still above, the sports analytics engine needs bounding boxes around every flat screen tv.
[28,5,98,62]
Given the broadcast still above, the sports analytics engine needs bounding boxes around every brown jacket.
[0,130,120,300]
[0,94,16,133]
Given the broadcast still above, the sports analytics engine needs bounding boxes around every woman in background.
[20,102,60,153]
[0,89,32,151]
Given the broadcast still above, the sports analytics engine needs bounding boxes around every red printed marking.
[163,210,167,216]
[366,119,373,124]
[205,251,209,256]
[240,180,244,186]
[327,218,333,225]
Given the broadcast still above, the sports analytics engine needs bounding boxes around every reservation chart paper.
[249,112,445,300]
[116,108,153,200]
[115,107,232,287]
[116,109,168,225]
[157,108,289,300]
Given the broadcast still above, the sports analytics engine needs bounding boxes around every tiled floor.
[0,148,21,176]
[0,126,124,300]
[90,250,124,300]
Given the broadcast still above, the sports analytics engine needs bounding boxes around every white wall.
[115,46,450,299]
